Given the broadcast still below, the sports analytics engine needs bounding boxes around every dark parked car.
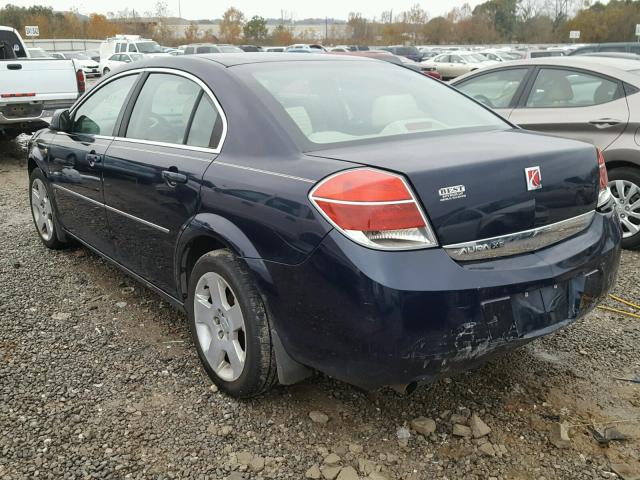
[381,45,423,62]
[239,45,263,52]
[453,56,640,248]
[28,54,621,398]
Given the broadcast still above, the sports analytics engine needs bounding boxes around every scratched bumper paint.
[264,209,621,389]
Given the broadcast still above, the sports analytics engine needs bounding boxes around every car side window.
[526,68,621,108]
[457,68,528,109]
[450,55,462,63]
[128,44,136,52]
[436,55,449,63]
[186,95,221,148]
[71,74,138,135]
[185,47,194,54]
[126,73,202,145]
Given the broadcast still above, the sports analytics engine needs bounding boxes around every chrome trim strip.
[215,161,315,184]
[52,184,102,207]
[104,204,170,234]
[108,141,212,162]
[70,67,228,154]
[443,211,595,261]
[312,198,415,206]
[52,184,170,234]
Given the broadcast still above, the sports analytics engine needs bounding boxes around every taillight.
[596,148,612,209]
[76,69,85,94]
[309,168,438,250]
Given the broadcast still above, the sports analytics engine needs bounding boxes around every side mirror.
[49,109,71,132]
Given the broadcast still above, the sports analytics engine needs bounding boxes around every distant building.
[111,16,349,42]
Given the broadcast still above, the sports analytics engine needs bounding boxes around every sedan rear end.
[232,58,621,391]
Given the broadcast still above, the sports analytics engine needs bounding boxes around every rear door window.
[125,73,202,145]
[128,44,137,52]
[456,68,529,108]
[72,74,139,135]
[525,68,622,108]
[186,95,221,148]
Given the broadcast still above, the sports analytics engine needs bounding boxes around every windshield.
[461,53,485,63]
[29,48,50,58]
[236,61,507,148]
[136,41,163,53]
[219,45,243,53]
[65,52,90,60]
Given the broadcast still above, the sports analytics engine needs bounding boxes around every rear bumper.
[0,100,75,126]
[264,210,621,389]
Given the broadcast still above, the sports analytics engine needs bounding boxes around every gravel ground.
[1,138,639,480]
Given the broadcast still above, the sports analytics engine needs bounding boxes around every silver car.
[453,56,640,248]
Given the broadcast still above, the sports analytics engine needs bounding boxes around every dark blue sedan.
[27,54,621,398]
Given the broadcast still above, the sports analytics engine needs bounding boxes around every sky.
[8,0,486,20]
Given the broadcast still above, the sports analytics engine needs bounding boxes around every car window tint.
[526,68,621,108]
[128,44,136,52]
[436,55,449,62]
[126,73,201,145]
[186,95,220,148]
[457,68,528,108]
[71,74,138,135]
[239,61,507,147]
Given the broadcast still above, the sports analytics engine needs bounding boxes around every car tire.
[29,168,67,250]
[186,249,277,398]
[608,167,640,249]
[103,68,110,75]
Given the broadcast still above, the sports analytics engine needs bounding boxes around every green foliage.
[243,15,268,42]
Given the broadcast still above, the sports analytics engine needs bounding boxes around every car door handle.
[589,118,622,129]
[162,169,188,185]
[87,151,102,167]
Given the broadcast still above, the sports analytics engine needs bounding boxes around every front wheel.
[29,168,67,249]
[186,249,277,398]
[103,67,110,75]
[608,167,640,249]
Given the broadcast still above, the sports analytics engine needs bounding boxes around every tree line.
[2,1,640,46]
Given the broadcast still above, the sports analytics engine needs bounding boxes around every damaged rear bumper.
[264,210,621,389]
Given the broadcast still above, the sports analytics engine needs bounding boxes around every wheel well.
[180,235,227,300]
[606,160,639,172]
[27,157,40,176]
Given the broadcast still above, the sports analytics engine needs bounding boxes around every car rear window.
[234,60,508,149]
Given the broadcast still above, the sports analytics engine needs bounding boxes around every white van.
[99,35,169,60]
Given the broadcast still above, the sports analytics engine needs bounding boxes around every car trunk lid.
[307,129,599,246]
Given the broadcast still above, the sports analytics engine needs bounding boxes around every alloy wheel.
[31,178,54,242]
[193,272,246,382]
[609,179,640,238]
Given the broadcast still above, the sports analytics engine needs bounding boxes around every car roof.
[198,52,370,67]
[452,55,640,84]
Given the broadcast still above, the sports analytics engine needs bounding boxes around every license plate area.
[481,269,602,338]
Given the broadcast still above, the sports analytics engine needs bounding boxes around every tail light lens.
[309,168,438,250]
[597,148,612,208]
[76,69,85,95]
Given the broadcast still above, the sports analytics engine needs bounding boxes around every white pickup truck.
[0,26,83,139]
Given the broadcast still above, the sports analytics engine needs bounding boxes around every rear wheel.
[608,167,640,249]
[29,168,67,249]
[186,249,277,398]
[103,67,110,75]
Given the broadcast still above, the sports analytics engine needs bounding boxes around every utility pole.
[178,0,181,18]
[325,17,328,43]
